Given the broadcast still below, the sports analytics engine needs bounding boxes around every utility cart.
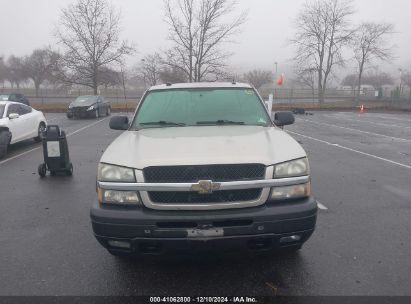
[38,125,73,177]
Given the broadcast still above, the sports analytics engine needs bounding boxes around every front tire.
[0,131,10,159]
[34,123,46,142]
[38,163,47,177]
[66,163,73,176]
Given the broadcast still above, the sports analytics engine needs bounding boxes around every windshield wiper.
[196,120,245,125]
[139,121,186,127]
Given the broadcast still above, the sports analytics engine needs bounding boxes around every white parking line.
[66,118,109,137]
[287,130,411,170]
[298,118,411,142]
[323,114,411,129]
[317,202,328,210]
[0,147,42,166]
[368,114,411,123]
[0,118,109,166]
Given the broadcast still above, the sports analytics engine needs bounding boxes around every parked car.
[0,101,47,158]
[0,93,30,106]
[67,95,111,119]
[91,82,317,257]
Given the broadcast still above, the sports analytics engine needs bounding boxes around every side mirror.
[109,116,129,130]
[274,111,295,127]
[8,113,20,120]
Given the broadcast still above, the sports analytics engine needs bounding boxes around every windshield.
[0,105,4,118]
[73,96,98,104]
[132,88,270,129]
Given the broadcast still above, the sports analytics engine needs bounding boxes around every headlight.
[274,157,309,178]
[68,104,73,109]
[87,105,95,111]
[270,182,311,201]
[97,163,135,182]
[98,189,140,205]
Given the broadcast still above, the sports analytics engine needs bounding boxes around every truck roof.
[148,82,253,91]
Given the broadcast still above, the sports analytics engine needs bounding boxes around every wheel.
[34,123,46,142]
[67,112,73,119]
[66,163,73,176]
[38,163,47,177]
[106,107,111,116]
[0,131,10,159]
[95,109,99,119]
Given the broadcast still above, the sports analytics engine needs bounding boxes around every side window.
[19,105,32,115]
[6,104,19,116]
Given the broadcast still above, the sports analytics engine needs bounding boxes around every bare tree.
[402,72,411,94]
[164,0,246,82]
[341,74,358,90]
[292,0,354,103]
[55,0,134,94]
[138,53,163,87]
[24,48,60,96]
[294,66,317,95]
[0,57,6,88]
[363,71,394,89]
[242,70,273,90]
[5,56,28,89]
[352,22,394,100]
[159,66,188,84]
[99,67,122,88]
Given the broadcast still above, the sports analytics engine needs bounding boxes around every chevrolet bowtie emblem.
[190,180,221,194]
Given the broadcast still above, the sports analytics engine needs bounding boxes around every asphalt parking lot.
[0,111,410,296]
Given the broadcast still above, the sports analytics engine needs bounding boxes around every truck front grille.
[143,164,266,183]
[148,189,262,204]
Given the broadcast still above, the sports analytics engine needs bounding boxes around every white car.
[0,101,47,158]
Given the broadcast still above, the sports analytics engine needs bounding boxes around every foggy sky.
[0,0,410,76]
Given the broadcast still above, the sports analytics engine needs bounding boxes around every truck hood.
[100,126,307,169]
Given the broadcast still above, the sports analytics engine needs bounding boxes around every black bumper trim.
[90,197,317,254]
[95,229,315,255]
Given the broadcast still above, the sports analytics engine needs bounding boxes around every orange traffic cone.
[359,104,365,114]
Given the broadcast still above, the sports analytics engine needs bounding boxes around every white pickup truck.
[91,82,317,256]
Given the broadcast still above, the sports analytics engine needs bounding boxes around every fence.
[1,86,410,111]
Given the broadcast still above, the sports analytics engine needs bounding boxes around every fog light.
[280,235,301,243]
[108,240,131,249]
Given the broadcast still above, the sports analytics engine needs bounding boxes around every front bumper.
[90,197,317,255]
[67,107,95,118]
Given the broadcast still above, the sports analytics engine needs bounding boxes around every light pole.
[274,62,278,100]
